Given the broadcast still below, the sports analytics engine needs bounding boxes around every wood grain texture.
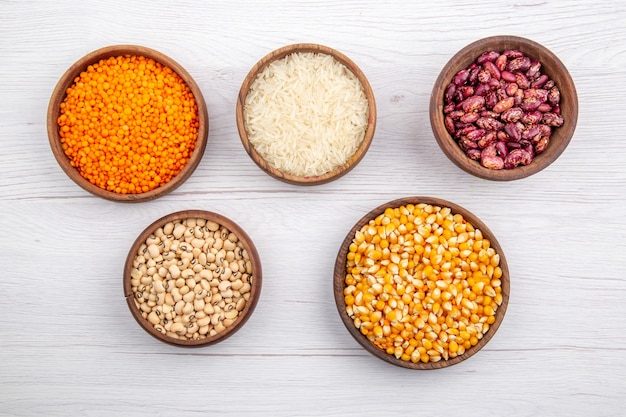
[1,0,626,416]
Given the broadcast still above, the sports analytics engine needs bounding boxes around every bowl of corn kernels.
[124,210,262,347]
[333,197,510,369]
[47,45,208,202]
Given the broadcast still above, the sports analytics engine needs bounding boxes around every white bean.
[210,313,221,325]
[223,239,236,251]
[231,279,243,291]
[174,301,185,315]
[191,238,204,248]
[153,280,165,294]
[197,316,211,327]
[203,304,215,315]
[148,311,160,325]
[182,291,195,303]
[218,280,231,292]
[170,322,185,335]
[131,268,143,280]
[173,223,186,239]
[168,265,181,279]
[194,299,205,312]
[240,283,251,294]
[182,302,194,315]
[206,221,219,232]
[147,244,160,259]
[163,222,174,235]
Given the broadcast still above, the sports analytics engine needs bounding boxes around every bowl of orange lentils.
[47,45,208,202]
[333,196,509,369]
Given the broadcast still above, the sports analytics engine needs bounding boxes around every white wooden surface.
[2,1,626,416]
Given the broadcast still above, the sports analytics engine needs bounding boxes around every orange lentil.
[57,55,198,194]
[344,203,503,363]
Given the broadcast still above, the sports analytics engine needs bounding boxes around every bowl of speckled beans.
[334,196,510,369]
[47,44,208,201]
[430,35,578,180]
[124,210,262,347]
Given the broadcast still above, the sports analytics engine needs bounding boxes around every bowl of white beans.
[124,210,262,347]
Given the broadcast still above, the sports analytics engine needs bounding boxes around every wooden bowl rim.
[236,43,377,186]
[123,210,262,347]
[429,35,578,181]
[333,196,510,369]
[46,44,209,202]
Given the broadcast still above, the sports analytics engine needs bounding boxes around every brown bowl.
[430,35,578,180]
[123,210,262,347]
[236,43,376,185]
[333,197,510,369]
[47,45,209,201]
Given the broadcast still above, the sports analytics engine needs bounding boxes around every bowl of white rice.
[236,43,377,185]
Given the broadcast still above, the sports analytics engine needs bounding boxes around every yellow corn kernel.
[373,325,383,338]
[396,284,406,296]
[386,309,399,322]
[370,310,383,322]
[371,283,383,295]
[394,346,403,359]
[345,274,355,286]
[484,285,497,298]
[345,294,355,306]
[484,305,494,316]
[493,266,503,279]
[369,249,383,261]
[391,322,404,333]
[495,292,503,305]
